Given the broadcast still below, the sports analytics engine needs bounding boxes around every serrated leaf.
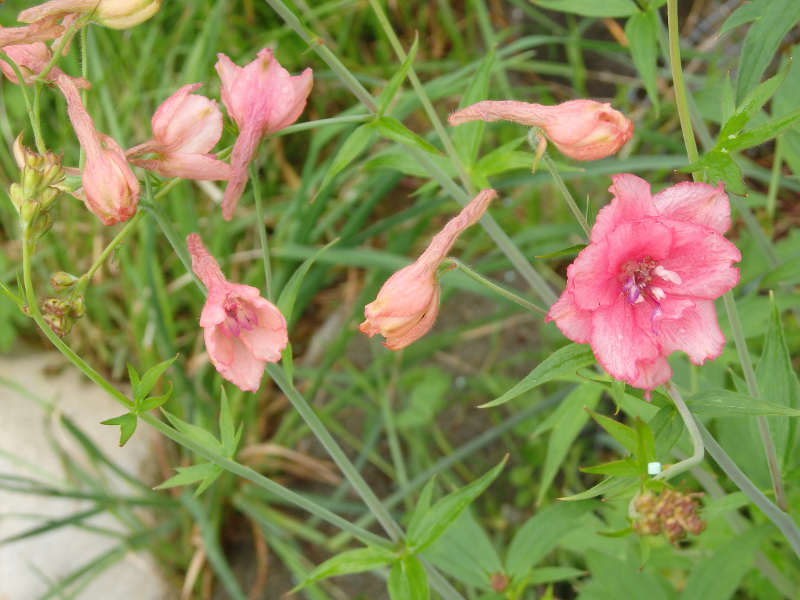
[276,238,339,325]
[625,9,659,111]
[453,47,495,166]
[719,61,791,139]
[533,0,638,17]
[162,409,224,453]
[137,384,172,413]
[293,547,396,592]
[505,501,594,580]
[388,556,429,600]
[587,409,637,453]
[734,0,800,102]
[155,462,222,490]
[722,106,800,153]
[134,355,177,405]
[408,457,507,553]
[479,344,596,408]
[374,116,440,155]
[100,412,138,447]
[535,244,587,259]
[378,33,419,113]
[316,124,377,194]
[687,389,800,417]
[580,458,640,477]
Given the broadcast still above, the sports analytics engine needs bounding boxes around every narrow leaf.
[479,344,596,408]
[722,106,800,152]
[686,389,800,417]
[316,124,377,194]
[634,417,657,471]
[559,476,638,501]
[293,547,396,592]
[137,385,172,413]
[580,459,640,477]
[162,409,224,453]
[155,462,222,489]
[388,556,429,600]
[378,33,419,113]
[533,0,638,17]
[719,61,791,139]
[135,355,177,405]
[452,47,495,166]
[276,238,339,325]
[625,9,660,111]
[374,116,441,155]
[587,408,637,453]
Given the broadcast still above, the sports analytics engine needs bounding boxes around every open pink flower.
[215,48,312,220]
[126,83,231,180]
[448,99,633,161]
[359,189,496,350]
[56,74,139,225]
[188,233,288,392]
[546,174,741,394]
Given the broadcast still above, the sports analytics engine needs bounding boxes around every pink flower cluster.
[547,174,740,394]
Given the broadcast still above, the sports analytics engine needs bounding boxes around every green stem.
[250,162,274,302]
[0,53,40,151]
[541,151,591,238]
[655,382,704,482]
[445,258,547,316]
[723,291,787,510]
[697,420,800,559]
[666,0,700,169]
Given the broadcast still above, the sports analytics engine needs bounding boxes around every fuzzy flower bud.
[50,271,80,292]
[359,189,496,350]
[40,295,84,337]
[449,99,633,161]
[18,0,160,30]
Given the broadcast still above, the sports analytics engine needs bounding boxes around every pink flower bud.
[214,48,313,220]
[18,0,160,30]
[126,83,231,180]
[56,74,139,225]
[448,99,633,161]
[188,233,288,392]
[359,189,496,350]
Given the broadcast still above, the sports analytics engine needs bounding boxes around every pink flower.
[546,174,741,394]
[0,41,90,88]
[359,189,496,350]
[126,83,231,180]
[56,74,139,225]
[215,48,312,220]
[18,0,160,29]
[188,233,288,392]
[448,99,633,161]
[0,16,63,47]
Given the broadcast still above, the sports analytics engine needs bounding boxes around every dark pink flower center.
[220,295,258,338]
[620,257,682,334]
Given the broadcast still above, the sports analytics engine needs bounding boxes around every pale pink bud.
[359,189,496,350]
[448,99,633,161]
[188,233,288,392]
[19,0,160,29]
[56,74,139,225]
[215,48,313,220]
[0,16,63,47]
[0,42,89,88]
[126,83,231,180]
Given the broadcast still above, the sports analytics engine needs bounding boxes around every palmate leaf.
[100,412,138,447]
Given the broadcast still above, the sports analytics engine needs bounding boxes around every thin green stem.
[380,361,410,496]
[541,151,591,238]
[697,419,800,559]
[250,162,274,302]
[0,53,40,151]
[445,258,547,316]
[723,291,787,510]
[666,0,699,170]
[655,382,704,482]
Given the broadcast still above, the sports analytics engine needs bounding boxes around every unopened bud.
[69,296,85,318]
[20,198,42,226]
[50,271,80,292]
[19,0,161,30]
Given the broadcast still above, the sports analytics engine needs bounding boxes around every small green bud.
[50,271,80,292]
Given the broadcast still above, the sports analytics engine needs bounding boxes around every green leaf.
[722,106,800,152]
[686,389,800,417]
[378,33,419,113]
[100,412,138,447]
[634,417,657,471]
[757,295,800,468]
[134,355,177,404]
[452,47,495,166]
[558,476,638,501]
[625,9,659,111]
[585,550,671,600]
[293,547,396,591]
[533,0,638,17]
[127,363,141,391]
[218,387,237,458]
[407,477,437,539]
[479,344,596,408]
[408,457,507,553]
[719,61,791,139]
[535,244,587,259]
[720,74,735,124]
[388,556,429,600]
[316,124,377,194]
[718,1,762,37]
[137,384,172,413]
[505,501,594,580]
[580,459,640,477]
[155,462,222,491]
[649,405,682,459]
[276,238,339,325]
[734,0,800,102]
[587,408,637,453]
[162,409,224,454]
[374,116,441,155]
[528,566,587,585]
[679,150,746,196]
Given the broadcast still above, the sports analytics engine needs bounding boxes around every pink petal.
[653,181,731,234]
[266,67,313,134]
[656,299,726,364]
[629,356,672,392]
[241,322,288,362]
[591,174,658,243]
[220,121,261,220]
[546,290,592,343]
[132,153,232,180]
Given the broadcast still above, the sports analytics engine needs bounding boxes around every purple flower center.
[220,295,258,338]
[620,257,682,334]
